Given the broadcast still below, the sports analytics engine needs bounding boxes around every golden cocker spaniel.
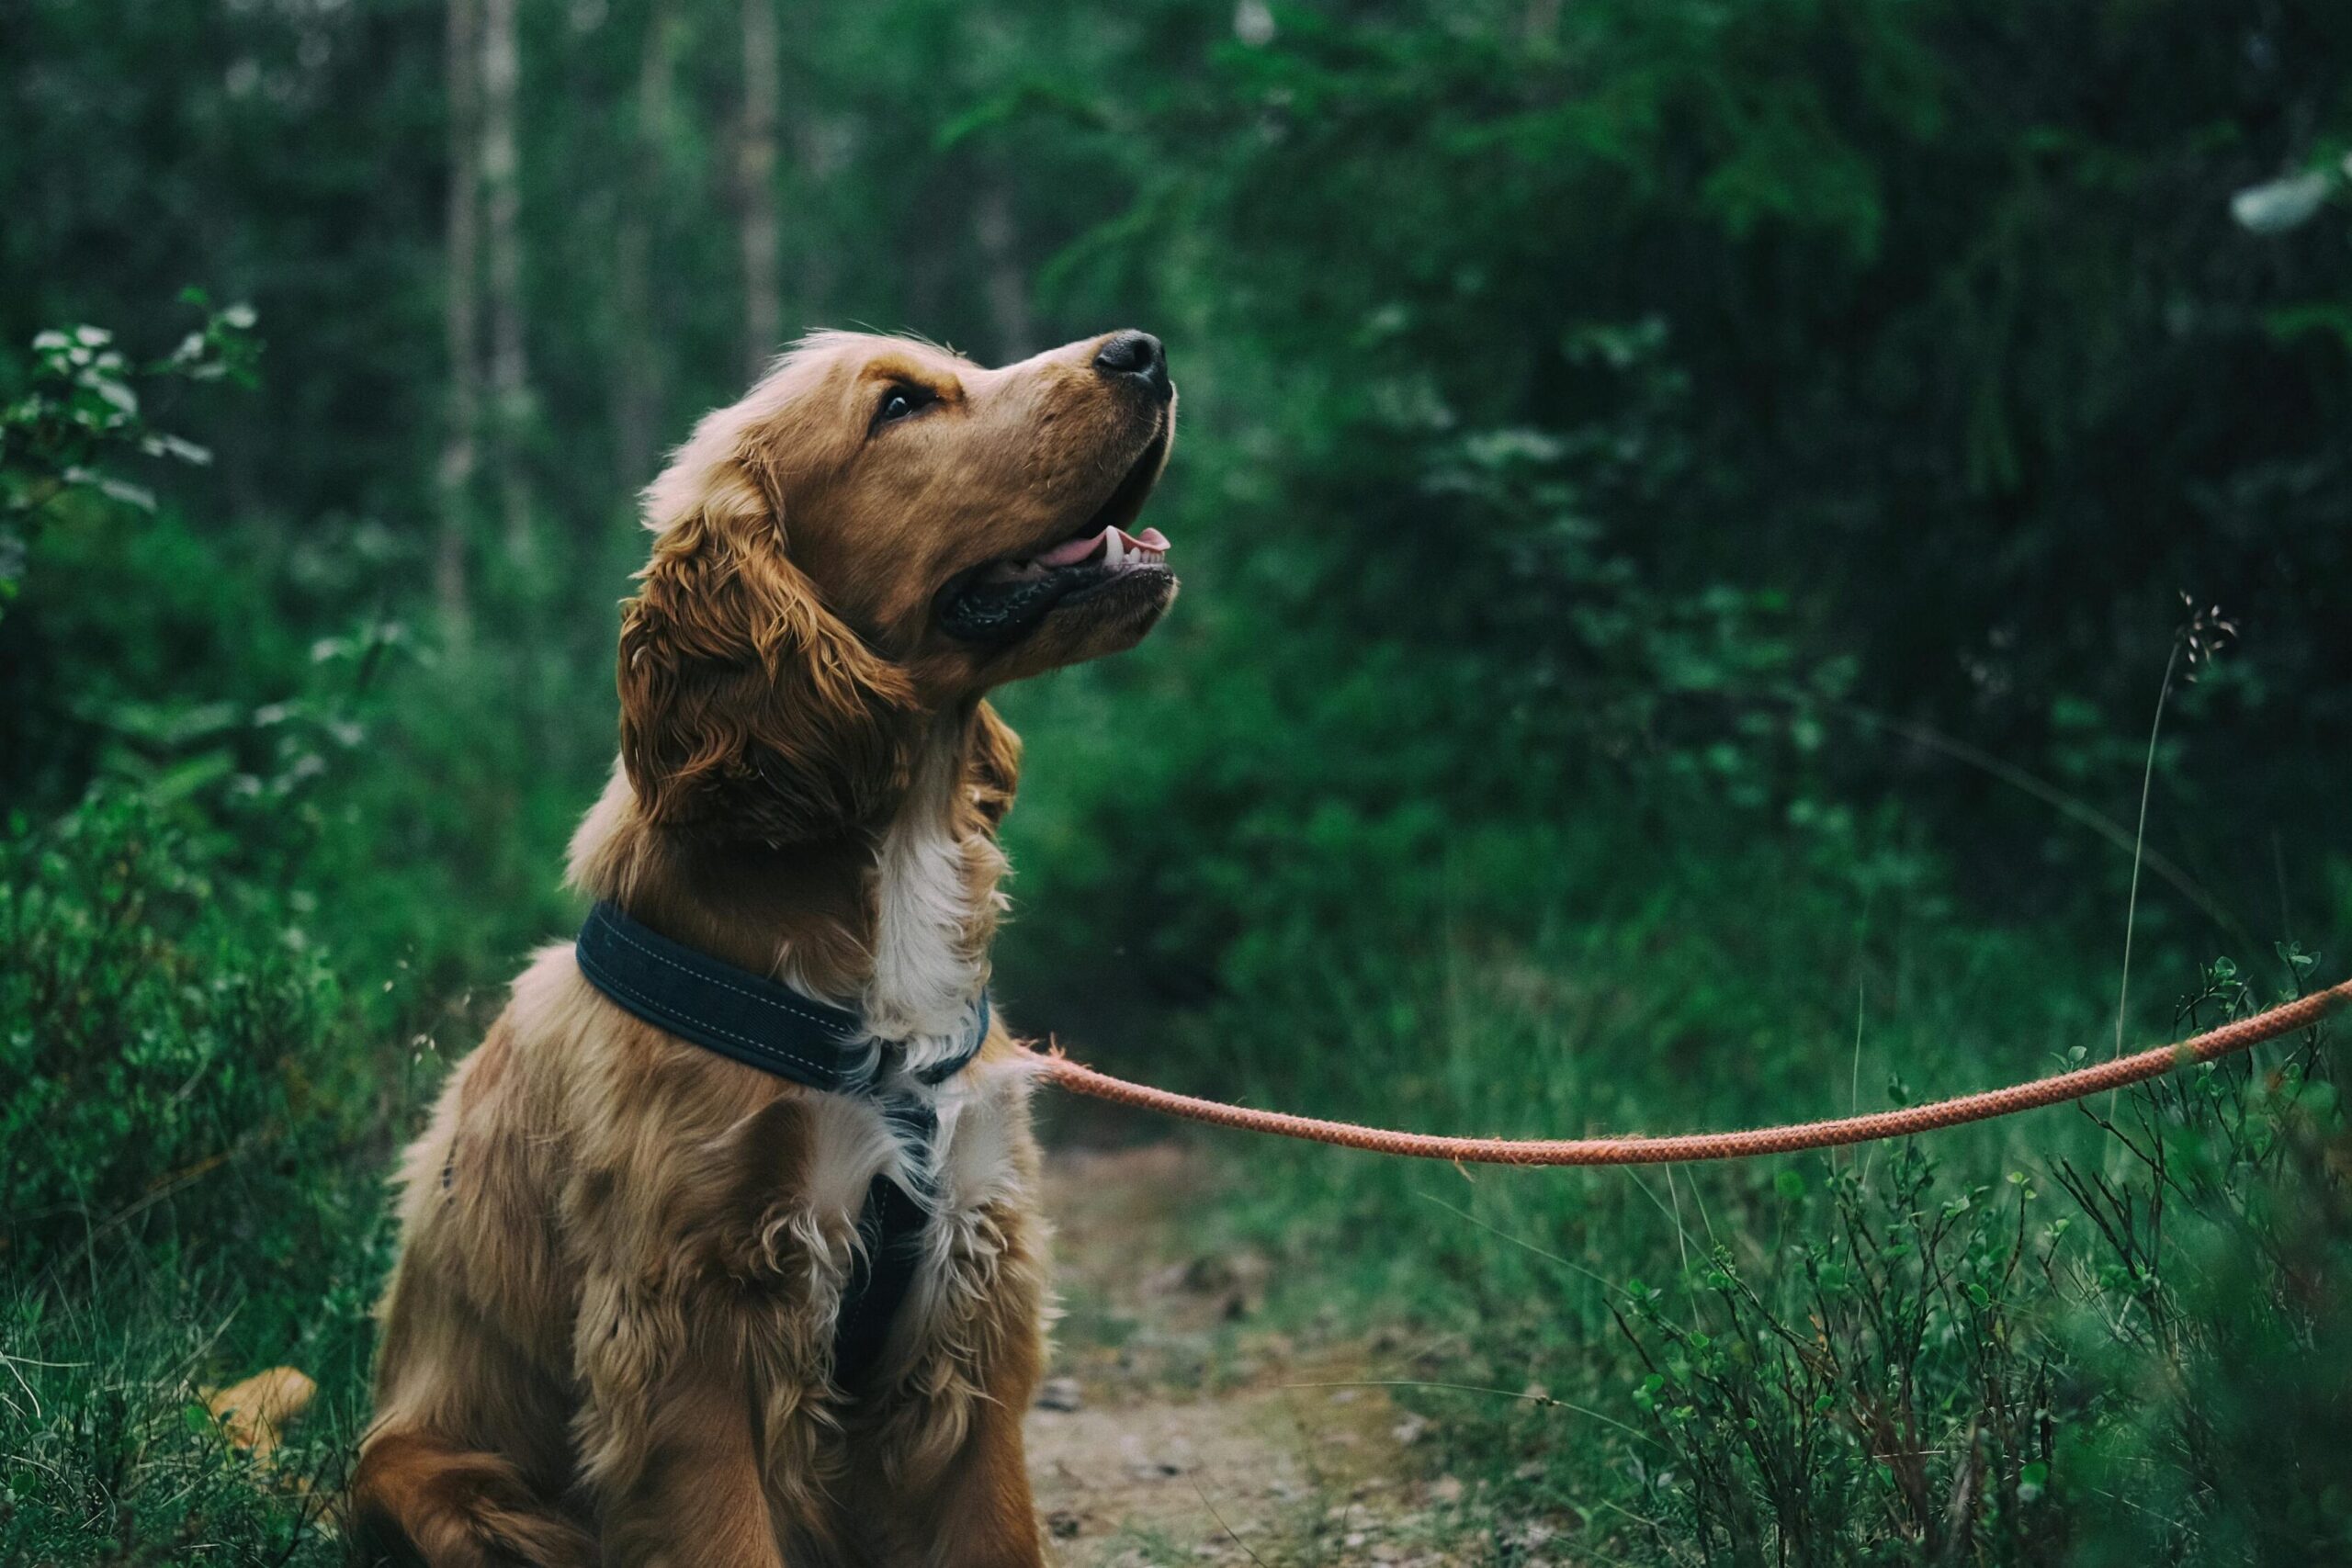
[353,328,1178,1567]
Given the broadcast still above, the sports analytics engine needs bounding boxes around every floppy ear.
[618,463,917,842]
[965,700,1023,834]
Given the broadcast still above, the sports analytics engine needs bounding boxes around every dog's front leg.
[577,1279,791,1568]
[593,1364,788,1568]
[910,1394,1046,1568]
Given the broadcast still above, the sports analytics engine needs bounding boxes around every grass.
[0,1280,365,1567]
[1179,898,2346,1566]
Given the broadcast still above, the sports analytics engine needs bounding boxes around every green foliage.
[1601,968,2352,1566]
[2050,960,2352,1565]
[0,789,361,1283]
[1187,907,2345,1562]
[1615,1152,2061,1566]
[0,298,256,614]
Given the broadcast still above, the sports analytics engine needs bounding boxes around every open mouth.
[933,430,1173,644]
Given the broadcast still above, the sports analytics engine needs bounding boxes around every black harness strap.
[574,899,989,1389]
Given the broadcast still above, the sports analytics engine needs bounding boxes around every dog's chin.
[973,565,1178,682]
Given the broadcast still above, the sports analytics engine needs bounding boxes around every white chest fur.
[791,1058,1033,1225]
[860,739,1004,1077]
[808,728,1031,1377]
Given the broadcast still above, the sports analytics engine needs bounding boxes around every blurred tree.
[438,0,483,624]
[739,0,784,377]
[481,0,532,553]
[614,0,679,491]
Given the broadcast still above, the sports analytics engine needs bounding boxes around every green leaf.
[93,475,157,512]
[140,433,213,466]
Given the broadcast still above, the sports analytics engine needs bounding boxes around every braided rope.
[1028,976,2351,1167]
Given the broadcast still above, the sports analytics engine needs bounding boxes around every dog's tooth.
[1104,530,1126,568]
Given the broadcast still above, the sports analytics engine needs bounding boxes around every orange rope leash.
[1027,976,2351,1167]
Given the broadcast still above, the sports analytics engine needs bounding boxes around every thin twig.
[1189,1472,1274,1568]
[1413,1190,1620,1293]
[2116,640,2181,1062]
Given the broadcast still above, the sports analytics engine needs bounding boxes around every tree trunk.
[613,0,674,494]
[480,0,532,554]
[738,0,782,380]
[436,0,481,630]
[975,181,1033,363]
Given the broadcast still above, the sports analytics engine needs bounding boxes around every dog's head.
[618,329,1177,842]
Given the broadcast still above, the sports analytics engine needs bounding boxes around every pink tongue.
[1038,529,1109,568]
[1035,525,1173,569]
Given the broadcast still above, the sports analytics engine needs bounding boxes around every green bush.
[0,789,368,1287]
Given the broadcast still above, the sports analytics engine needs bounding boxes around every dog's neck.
[567,710,1006,1066]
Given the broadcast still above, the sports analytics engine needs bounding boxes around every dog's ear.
[965,700,1023,834]
[618,461,917,842]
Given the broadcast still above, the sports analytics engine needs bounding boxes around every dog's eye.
[874,384,935,430]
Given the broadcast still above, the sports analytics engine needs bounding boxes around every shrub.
[0,788,368,1288]
[1600,961,2346,1566]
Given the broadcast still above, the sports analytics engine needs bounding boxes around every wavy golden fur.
[352,329,1176,1567]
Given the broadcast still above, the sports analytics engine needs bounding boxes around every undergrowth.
[1197,920,2345,1566]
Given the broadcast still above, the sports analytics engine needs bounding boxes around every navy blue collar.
[575,899,989,1093]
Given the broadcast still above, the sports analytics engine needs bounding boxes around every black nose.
[1093,330,1170,401]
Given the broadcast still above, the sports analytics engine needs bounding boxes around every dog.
[352,328,1178,1567]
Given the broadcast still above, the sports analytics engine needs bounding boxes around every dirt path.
[1025,1146,1476,1568]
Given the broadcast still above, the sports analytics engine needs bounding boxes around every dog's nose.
[1093,330,1170,401]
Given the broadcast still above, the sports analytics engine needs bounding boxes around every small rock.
[1178,1251,1270,1318]
[1390,1413,1429,1446]
[1512,1461,1545,1483]
[1144,1261,1193,1297]
[1430,1474,1465,1506]
[1046,1510,1084,1540]
[1120,1434,1187,1479]
[1035,1376,1084,1413]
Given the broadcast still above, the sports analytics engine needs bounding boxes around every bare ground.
[1026,1145,1485,1568]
